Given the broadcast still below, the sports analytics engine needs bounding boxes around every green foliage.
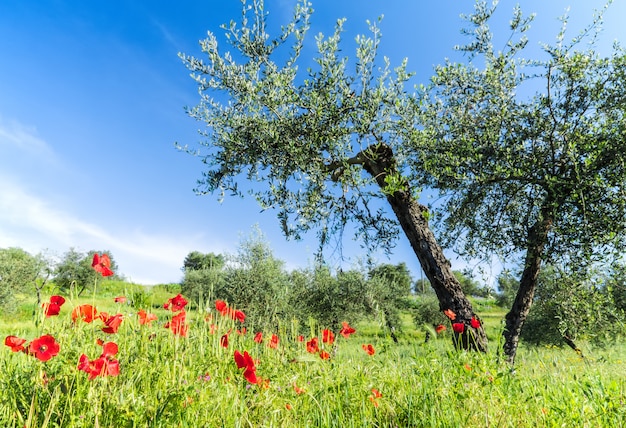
[411,294,448,330]
[416,2,626,265]
[178,0,418,256]
[182,251,224,272]
[366,263,413,334]
[180,251,225,306]
[521,266,624,346]
[495,271,519,308]
[0,247,45,313]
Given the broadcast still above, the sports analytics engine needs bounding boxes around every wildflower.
[71,304,98,323]
[306,337,319,354]
[100,313,123,334]
[138,309,157,325]
[114,296,127,304]
[234,350,258,384]
[470,316,481,329]
[293,382,305,395]
[444,309,456,320]
[220,333,229,348]
[297,335,305,342]
[42,295,65,317]
[163,294,188,312]
[78,341,120,380]
[322,329,335,345]
[435,324,446,334]
[233,309,246,323]
[215,299,228,315]
[319,350,330,360]
[362,344,375,356]
[285,403,292,410]
[4,335,27,352]
[29,335,60,362]
[452,322,465,333]
[253,332,263,343]
[165,311,188,337]
[339,321,356,338]
[369,388,382,407]
[268,334,279,349]
[92,253,114,277]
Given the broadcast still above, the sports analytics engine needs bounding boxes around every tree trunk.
[502,213,552,364]
[362,143,488,352]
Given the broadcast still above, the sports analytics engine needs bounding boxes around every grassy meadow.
[1,281,625,427]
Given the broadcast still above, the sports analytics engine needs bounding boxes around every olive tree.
[415,1,626,363]
[179,0,486,350]
[0,247,46,312]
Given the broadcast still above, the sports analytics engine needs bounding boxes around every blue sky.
[0,0,623,285]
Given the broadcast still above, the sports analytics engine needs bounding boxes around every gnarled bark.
[503,211,552,364]
[358,143,488,351]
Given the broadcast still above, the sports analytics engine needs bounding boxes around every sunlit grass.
[1,284,625,427]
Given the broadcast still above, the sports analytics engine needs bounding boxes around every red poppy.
[138,309,157,325]
[371,388,382,398]
[322,329,335,345]
[470,316,481,329]
[92,253,114,277]
[435,324,447,334]
[452,323,465,333]
[42,295,66,317]
[319,350,330,360]
[220,333,229,348]
[268,334,279,349]
[233,309,246,323]
[293,383,305,395]
[362,344,375,355]
[306,337,319,354]
[253,332,263,343]
[29,335,60,362]
[114,296,127,304]
[297,335,305,342]
[163,294,188,312]
[444,309,456,320]
[234,350,258,384]
[215,299,228,315]
[101,313,123,334]
[71,304,98,323]
[78,341,120,380]
[4,335,27,352]
[339,321,356,338]
[164,311,188,337]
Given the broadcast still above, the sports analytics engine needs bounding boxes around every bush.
[521,266,624,346]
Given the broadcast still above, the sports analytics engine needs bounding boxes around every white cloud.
[0,176,222,285]
[0,116,56,161]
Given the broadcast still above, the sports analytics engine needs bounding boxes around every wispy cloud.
[0,116,56,161]
[0,176,221,284]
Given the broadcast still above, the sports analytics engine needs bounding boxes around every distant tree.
[415,1,626,363]
[220,228,294,331]
[179,0,486,350]
[495,271,518,309]
[0,247,44,312]
[183,251,225,272]
[299,266,370,331]
[366,263,413,341]
[522,265,623,349]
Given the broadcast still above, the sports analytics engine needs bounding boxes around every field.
[1,281,625,427]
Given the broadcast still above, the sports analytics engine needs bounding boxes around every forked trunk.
[362,143,488,352]
[503,213,552,364]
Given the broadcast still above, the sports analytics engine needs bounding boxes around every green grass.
[1,284,625,427]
